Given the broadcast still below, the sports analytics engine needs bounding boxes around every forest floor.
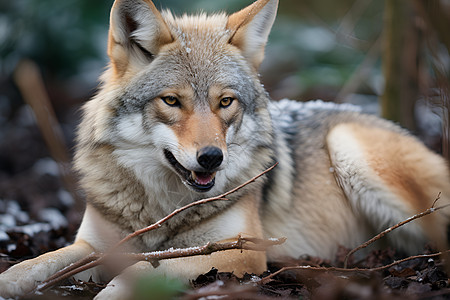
[0,104,449,299]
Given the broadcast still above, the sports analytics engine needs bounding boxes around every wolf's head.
[76,0,277,203]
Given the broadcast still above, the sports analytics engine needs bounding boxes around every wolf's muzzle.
[164,148,220,192]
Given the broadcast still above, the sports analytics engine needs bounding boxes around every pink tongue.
[194,172,213,185]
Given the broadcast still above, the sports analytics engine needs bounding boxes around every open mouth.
[164,149,216,192]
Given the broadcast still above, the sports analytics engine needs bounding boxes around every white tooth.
[191,171,197,182]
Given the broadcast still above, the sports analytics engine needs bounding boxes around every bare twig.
[36,164,278,291]
[259,249,450,285]
[344,195,449,268]
[39,254,100,290]
[68,238,286,265]
[432,192,442,208]
[36,237,286,292]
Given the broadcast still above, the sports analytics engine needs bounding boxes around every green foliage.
[0,0,110,78]
[133,274,187,300]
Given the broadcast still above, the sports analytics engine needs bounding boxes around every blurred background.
[0,0,449,259]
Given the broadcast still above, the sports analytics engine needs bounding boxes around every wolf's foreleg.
[94,248,267,300]
[0,239,95,298]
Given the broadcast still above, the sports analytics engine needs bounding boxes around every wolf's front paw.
[0,281,29,299]
[0,268,39,298]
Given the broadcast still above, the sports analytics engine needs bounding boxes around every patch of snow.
[0,214,16,227]
[33,157,59,176]
[7,244,16,252]
[15,210,30,224]
[0,231,9,241]
[58,189,74,206]
[0,200,66,237]
[0,200,30,224]
[38,208,68,229]
[60,285,84,291]
[6,200,21,215]
[12,223,52,236]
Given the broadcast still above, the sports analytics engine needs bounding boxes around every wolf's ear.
[108,0,173,75]
[227,0,278,69]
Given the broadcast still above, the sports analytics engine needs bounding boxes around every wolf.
[1,0,449,298]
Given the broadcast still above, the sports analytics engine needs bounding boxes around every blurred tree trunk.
[381,0,419,131]
[413,0,450,160]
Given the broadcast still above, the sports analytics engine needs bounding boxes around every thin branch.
[37,259,101,293]
[93,238,286,263]
[36,237,286,293]
[344,195,449,268]
[37,252,100,290]
[259,249,450,285]
[432,192,442,208]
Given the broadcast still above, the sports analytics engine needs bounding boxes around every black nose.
[197,146,223,171]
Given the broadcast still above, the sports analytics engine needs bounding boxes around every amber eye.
[220,97,234,108]
[161,96,180,107]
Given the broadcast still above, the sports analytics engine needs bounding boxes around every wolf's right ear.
[108,0,173,76]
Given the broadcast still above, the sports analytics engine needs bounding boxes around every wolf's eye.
[220,97,234,108]
[161,96,180,107]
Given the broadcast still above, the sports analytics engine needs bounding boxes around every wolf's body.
[1,0,449,299]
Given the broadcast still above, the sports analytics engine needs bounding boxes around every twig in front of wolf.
[258,249,450,285]
[256,195,450,285]
[35,163,281,293]
[344,192,449,268]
